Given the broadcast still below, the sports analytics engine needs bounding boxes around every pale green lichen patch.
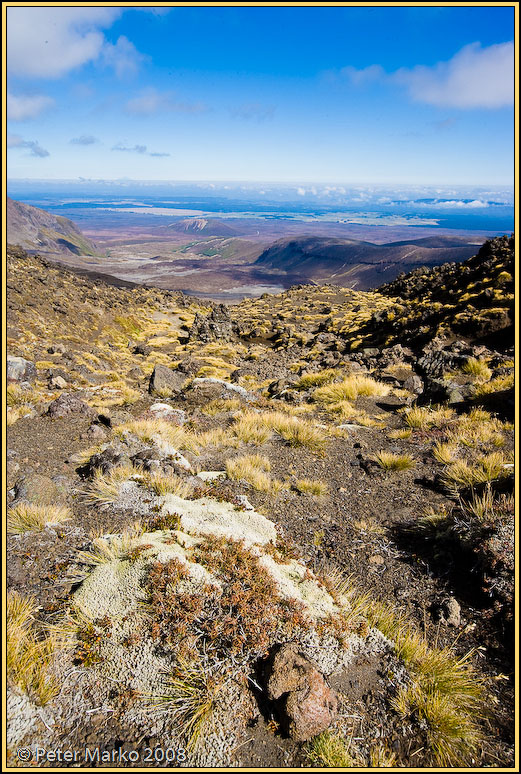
[161,494,278,547]
[257,554,337,618]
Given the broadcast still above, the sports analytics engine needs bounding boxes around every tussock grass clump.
[7,592,59,705]
[388,428,413,440]
[232,410,326,451]
[196,427,241,449]
[267,412,327,451]
[447,410,506,448]
[295,478,328,496]
[152,657,222,751]
[372,450,415,471]
[313,374,389,405]
[201,398,242,416]
[441,452,510,492]
[296,369,339,390]
[433,442,458,464]
[365,599,484,766]
[369,745,397,767]
[473,373,514,398]
[81,464,136,507]
[7,502,71,534]
[143,471,192,498]
[232,412,273,445]
[404,405,455,430]
[461,357,492,383]
[306,731,358,767]
[78,523,144,566]
[226,454,283,493]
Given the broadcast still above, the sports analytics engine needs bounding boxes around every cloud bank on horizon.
[5,5,515,186]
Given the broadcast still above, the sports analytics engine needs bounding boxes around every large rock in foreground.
[265,642,338,740]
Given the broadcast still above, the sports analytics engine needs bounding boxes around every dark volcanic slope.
[7,197,99,257]
[254,234,481,287]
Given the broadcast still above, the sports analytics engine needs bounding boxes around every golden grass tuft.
[461,358,492,383]
[7,502,71,534]
[388,428,413,440]
[313,374,389,405]
[372,450,415,471]
[81,464,135,507]
[232,412,273,445]
[441,452,510,492]
[266,411,327,451]
[7,592,59,705]
[306,731,358,767]
[433,442,458,464]
[150,657,222,751]
[365,599,484,766]
[294,478,328,496]
[226,454,281,493]
[296,369,339,389]
[142,471,192,498]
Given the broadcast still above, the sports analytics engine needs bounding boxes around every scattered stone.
[7,355,36,383]
[47,393,96,419]
[47,343,66,354]
[191,377,255,403]
[189,304,235,342]
[149,403,187,424]
[177,356,204,375]
[434,597,461,627]
[85,447,131,476]
[133,343,151,356]
[13,473,64,506]
[149,365,187,396]
[79,423,107,442]
[265,642,338,741]
[49,375,68,389]
[403,374,424,394]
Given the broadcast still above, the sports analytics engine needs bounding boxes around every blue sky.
[6,5,515,185]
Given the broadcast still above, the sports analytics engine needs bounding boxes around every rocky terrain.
[254,234,480,288]
[5,235,515,768]
[6,198,99,259]
[7,198,487,300]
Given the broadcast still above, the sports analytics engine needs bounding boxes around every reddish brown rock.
[265,642,338,741]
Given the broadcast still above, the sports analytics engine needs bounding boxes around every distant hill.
[254,234,481,288]
[168,218,240,237]
[7,197,98,257]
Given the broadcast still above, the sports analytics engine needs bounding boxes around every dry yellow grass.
[81,464,136,507]
[226,454,282,493]
[295,478,328,496]
[7,503,71,534]
[313,374,389,405]
[142,470,192,498]
[461,358,492,383]
[372,450,415,471]
[7,592,59,705]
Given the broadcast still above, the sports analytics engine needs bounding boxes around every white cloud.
[101,35,144,78]
[7,133,50,157]
[7,7,142,79]
[125,88,207,115]
[395,42,514,109]
[341,42,514,109]
[70,135,99,145]
[112,143,148,154]
[341,64,385,86]
[7,92,54,120]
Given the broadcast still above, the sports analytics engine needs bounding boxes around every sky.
[5,4,516,186]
